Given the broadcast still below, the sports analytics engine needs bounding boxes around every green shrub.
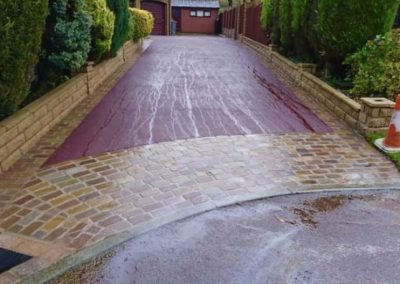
[29,0,91,102]
[144,10,154,36]
[278,0,293,50]
[83,0,115,61]
[346,31,400,100]
[316,0,400,74]
[107,0,131,55]
[129,8,154,41]
[260,0,273,30]
[0,0,48,119]
[46,0,91,72]
[41,0,91,75]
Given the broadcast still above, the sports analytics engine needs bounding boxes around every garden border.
[240,35,395,137]
[0,40,143,175]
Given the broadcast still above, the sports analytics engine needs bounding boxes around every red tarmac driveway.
[46,36,330,165]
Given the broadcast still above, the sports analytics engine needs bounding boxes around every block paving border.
[0,40,399,283]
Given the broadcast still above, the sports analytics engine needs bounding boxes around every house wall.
[180,8,218,34]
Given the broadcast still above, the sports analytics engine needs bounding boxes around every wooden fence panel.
[244,3,267,45]
[239,5,244,35]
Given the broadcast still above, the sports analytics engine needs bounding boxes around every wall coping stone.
[269,44,279,51]
[360,97,395,108]
[301,72,361,111]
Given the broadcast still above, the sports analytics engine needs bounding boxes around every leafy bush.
[46,0,91,72]
[29,0,91,102]
[316,0,400,74]
[83,0,115,61]
[0,0,48,119]
[129,8,154,41]
[107,0,131,55]
[346,31,400,100]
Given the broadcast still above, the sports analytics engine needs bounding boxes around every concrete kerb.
[19,185,400,284]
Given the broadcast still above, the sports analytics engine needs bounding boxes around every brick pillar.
[76,61,95,96]
[297,63,316,75]
[358,98,395,135]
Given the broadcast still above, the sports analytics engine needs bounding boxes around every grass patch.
[367,133,400,170]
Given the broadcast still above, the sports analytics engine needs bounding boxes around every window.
[190,10,211,17]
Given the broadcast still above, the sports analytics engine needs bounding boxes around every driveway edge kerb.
[19,185,400,284]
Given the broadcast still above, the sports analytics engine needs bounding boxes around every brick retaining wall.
[0,40,143,174]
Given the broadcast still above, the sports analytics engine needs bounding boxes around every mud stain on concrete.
[291,194,376,229]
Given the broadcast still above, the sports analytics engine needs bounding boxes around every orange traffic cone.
[375,95,400,153]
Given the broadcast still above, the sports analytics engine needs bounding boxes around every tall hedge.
[316,0,400,73]
[84,0,115,61]
[260,0,400,75]
[260,0,273,29]
[278,0,293,50]
[129,8,154,41]
[291,0,315,59]
[107,0,131,55]
[0,0,48,120]
[261,0,280,44]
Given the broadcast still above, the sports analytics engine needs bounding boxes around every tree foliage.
[0,0,48,119]
[84,0,115,61]
[107,0,131,55]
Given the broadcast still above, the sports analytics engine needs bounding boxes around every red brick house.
[172,0,220,34]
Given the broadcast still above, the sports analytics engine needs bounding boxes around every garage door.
[141,1,166,35]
